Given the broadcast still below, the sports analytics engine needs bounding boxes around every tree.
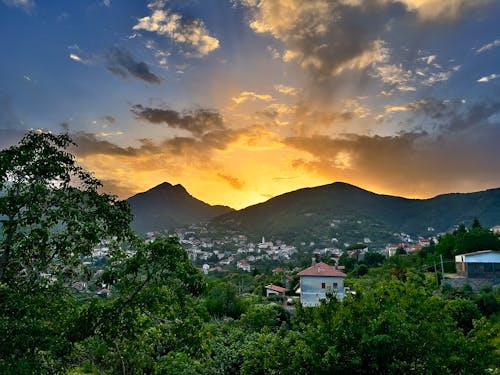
[205,280,245,319]
[0,131,132,286]
[363,252,385,267]
[71,237,206,374]
[0,131,132,373]
[338,253,357,272]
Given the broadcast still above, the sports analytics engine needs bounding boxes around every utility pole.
[440,254,445,280]
[434,261,439,286]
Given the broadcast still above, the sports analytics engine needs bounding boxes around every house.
[237,259,251,272]
[297,262,347,306]
[265,284,286,297]
[455,250,500,282]
[491,225,500,235]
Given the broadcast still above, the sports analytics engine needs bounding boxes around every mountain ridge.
[209,182,500,243]
[127,181,500,242]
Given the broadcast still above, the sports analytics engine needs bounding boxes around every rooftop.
[265,284,286,293]
[297,262,347,277]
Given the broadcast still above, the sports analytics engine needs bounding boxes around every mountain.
[209,182,500,245]
[127,182,233,233]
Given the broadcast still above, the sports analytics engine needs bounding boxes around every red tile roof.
[265,284,286,293]
[297,262,347,277]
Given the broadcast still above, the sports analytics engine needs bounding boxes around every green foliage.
[351,264,369,277]
[339,253,357,272]
[0,131,132,374]
[0,131,132,287]
[205,280,245,319]
[72,237,207,374]
[445,298,481,333]
[474,288,500,317]
[362,252,385,267]
[436,219,500,259]
[240,303,290,332]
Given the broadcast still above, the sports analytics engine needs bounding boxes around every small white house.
[455,250,500,281]
[265,284,286,297]
[237,260,251,272]
[298,262,347,306]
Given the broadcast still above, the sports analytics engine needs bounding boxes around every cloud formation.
[283,97,500,196]
[105,46,161,84]
[274,84,299,96]
[478,73,500,83]
[476,39,500,54]
[240,0,407,80]
[2,0,34,10]
[218,173,245,190]
[131,105,225,136]
[232,91,274,104]
[133,1,219,57]
[400,0,493,20]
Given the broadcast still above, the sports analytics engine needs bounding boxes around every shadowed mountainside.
[127,182,233,233]
[209,182,500,242]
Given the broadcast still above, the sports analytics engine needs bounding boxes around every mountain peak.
[150,181,173,190]
[127,182,233,233]
[147,182,189,194]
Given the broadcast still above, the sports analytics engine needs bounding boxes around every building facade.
[455,250,500,282]
[298,262,347,306]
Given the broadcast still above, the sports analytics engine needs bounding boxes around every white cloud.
[421,55,436,64]
[399,0,493,21]
[232,91,275,104]
[274,84,298,96]
[69,53,83,62]
[67,45,93,65]
[2,0,34,10]
[476,39,500,54]
[477,73,500,83]
[133,2,219,57]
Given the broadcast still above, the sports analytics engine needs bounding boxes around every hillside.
[127,182,233,233]
[209,182,500,244]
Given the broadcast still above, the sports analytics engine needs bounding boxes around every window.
[333,282,338,289]
[321,282,325,289]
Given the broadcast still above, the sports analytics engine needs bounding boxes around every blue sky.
[1,0,500,208]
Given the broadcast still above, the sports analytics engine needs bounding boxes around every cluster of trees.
[1,132,499,374]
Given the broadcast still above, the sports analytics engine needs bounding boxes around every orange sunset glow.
[2,0,500,208]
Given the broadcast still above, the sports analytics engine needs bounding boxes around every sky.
[1,0,500,209]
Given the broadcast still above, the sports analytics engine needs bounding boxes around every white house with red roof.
[297,262,347,306]
[237,259,251,272]
[265,284,286,297]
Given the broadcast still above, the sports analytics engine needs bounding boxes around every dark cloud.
[403,97,500,133]
[218,173,245,190]
[285,122,500,197]
[131,105,225,136]
[71,131,138,157]
[103,115,116,124]
[99,178,136,199]
[243,0,407,81]
[105,47,161,84]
